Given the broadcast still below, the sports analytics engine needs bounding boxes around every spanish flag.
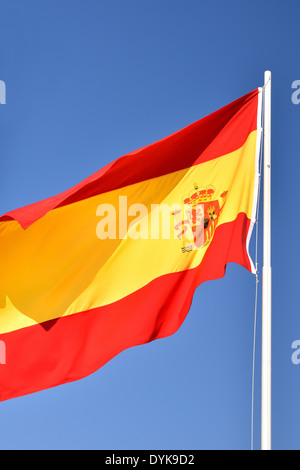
[0,88,262,401]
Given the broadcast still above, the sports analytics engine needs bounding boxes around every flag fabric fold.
[0,88,262,401]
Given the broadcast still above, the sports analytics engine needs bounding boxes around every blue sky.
[0,0,299,450]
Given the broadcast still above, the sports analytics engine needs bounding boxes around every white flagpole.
[261,70,272,450]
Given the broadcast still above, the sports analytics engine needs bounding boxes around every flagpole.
[261,70,272,450]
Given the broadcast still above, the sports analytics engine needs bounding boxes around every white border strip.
[246,87,263,274]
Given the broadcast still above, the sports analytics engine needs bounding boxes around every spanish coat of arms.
[172,184,228,253]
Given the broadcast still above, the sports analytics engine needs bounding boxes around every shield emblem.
[203,199,220,245]
[172,184,227,253]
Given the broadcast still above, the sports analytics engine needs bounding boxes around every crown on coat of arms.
[183,183,216,205]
